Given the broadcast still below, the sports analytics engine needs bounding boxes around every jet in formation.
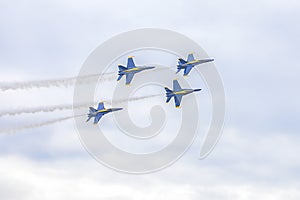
[86,102,123,124]
[117,56,155,85]
[176,53,214,76]
[165,79,202,108]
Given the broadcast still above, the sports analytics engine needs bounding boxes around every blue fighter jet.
[86,102,123,124]
[117,56,155,85]
[176,53,214,76]
[165,79,202,108]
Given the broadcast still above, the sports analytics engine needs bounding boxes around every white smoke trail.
[0,94,163,117]
[0,114,86,134]
[0,103,89,117]
[0,66,173,92]
[0,94,164,134]
[110,94,162,104]
[0,73,116,91]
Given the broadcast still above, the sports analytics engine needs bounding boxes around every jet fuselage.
[119,66,155,75]
[90,108,123,117]
[179,58,214,67]
[173,89,200,95]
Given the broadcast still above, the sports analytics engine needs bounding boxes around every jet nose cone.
[193,89,202,92]
[145,66,155,69]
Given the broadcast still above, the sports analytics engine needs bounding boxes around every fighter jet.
[176,53,214,76]
[165,79,202,108]
[86,102,123,124]
[117,56,155,85]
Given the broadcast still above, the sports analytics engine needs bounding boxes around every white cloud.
[1,128,300,200]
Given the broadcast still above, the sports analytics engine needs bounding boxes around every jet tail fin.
[117,65,127,81]
[118,65,127,72]
[165,87,174,103]
[164,87,173,94]
[178,58,187,64]
[89,107,97,113]
[176,59,187,74]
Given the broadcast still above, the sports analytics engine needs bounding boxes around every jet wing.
[125,73,134,85]
[183,65,193,76]
[94,113,103,124]
[187,53,195,62]
[97,102,105,110]
[127,57,136,69]
[173,80,182,91]
[174,95,183,107]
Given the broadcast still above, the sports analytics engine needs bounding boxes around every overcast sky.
[0,0,299,199]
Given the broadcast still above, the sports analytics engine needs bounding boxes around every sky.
[0,0,299,199]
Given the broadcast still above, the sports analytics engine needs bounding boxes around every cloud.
[1,127,300,200]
